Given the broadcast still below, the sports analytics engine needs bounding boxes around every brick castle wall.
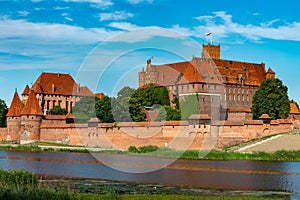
[37,119,295,150]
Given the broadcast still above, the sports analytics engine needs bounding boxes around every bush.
[0,169,38,187]
[139,145,160,153]
[128,145,160,154]
[128,146,140,153]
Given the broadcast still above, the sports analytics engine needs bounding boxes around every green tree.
[0,99,8,127]
[48,105,67,115]
[111,86,135,122]
[129,90,146,122]
[155,106,181,121]
[72,96,97,123]
[252,78,290,120]
[154,86,170,106]
[180,94,199,120]
[95,96,115,123]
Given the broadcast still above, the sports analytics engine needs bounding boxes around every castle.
[21,72,94,114]
[1,45,300,150]
[138,44,276,120]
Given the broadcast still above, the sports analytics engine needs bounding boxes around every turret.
[20,89,44,141]
[6,90,23,141]
[266,68,275,79]
[202,44,221,59]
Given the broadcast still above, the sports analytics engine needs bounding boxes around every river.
[1,150,300,195]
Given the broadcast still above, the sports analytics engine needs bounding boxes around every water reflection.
[0,150,300,193]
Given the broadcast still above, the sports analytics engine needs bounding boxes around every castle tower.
[6,90,24,141]
[202,44,221,59]
[266,68,275,79]
[21,84,30,103]
[20,89,44,141]
[138,68,146,88]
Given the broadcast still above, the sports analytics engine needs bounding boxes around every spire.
[6,91,24,117]
[22,85,30,95]
[20,89,43,116]
[266,67,275,79]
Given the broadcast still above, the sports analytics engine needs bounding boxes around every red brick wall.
[37,120,294,150]
[0,128,7,141]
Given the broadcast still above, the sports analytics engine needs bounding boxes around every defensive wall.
[1,117,297,150]
[37,118,295,150]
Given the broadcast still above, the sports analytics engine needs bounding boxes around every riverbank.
[0,169,288,199]
[2,141,300,162]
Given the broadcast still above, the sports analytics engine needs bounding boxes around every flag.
[206,32,212,36]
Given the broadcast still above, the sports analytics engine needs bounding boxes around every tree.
[48,106,67,115]
[111,87,135,122]
[129,90,146,122]
[180,94,199,120]
[252,78,290,120]
[95,96,115,123]
[72,96,97,123]
[0,99,8,127]
[155,106,181,121]
[154,86,170,106]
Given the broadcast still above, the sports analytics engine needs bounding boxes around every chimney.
[77,84,80,93]
[52,83,55,93]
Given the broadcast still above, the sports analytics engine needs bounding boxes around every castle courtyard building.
[21,72,93,114]
[138,43,276,120]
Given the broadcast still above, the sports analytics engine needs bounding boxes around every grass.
[71,194,283,200]
[3,143,300,161]
[0,144,41,151]
[0,169,284,200]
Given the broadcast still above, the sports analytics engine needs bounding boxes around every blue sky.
[1,0,300,105]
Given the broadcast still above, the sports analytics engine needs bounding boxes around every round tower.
[6,90,23,141]
[20,89,44,141]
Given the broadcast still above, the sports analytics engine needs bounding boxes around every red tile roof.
[22,85,30,95]
[6,91,24,117]
[31,72,93,96]
[228,108,252,113]
[95,93,105,99]
[213,59,266,86]
[66,113,75,119]
[189,114,211,120]
[290,102,300,114]
[20,90,44,116]
[259,114,271,119]
[266,68,275,74]
[145,57,266,87]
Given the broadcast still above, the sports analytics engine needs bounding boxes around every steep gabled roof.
[290,102,300,114]
[95,93,105,99]
[20,90,44,116]
[144,57,267,87]
[31,72,93,96]
[259,114,271,119]
[177,58,222,85]
[22,85,30,95]
[266,68,275,74]
[6,91,23,117]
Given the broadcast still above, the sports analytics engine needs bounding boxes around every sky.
[0,0,300,106]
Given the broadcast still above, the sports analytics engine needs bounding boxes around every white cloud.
[108,22,139,31]
[100,11,134,21]
[0,17,113,45]
[191,11,300,42]
[18,11,30,17]
[63,0,113,7]
[107,24,186,43]
[126,0,154,4]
